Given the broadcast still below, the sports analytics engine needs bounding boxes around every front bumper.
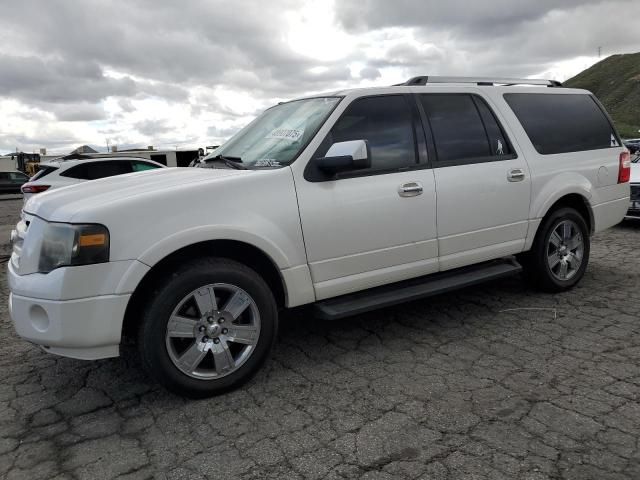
[6,259,147,360]
[9,291,130,360]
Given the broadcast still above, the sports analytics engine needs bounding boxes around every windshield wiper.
[205,154,247,170]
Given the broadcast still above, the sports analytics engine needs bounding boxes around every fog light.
[30,305,49,332]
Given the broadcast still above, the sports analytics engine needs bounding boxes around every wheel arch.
[525,192,594,251]
[541,193,594,234]
[121,239,287,340]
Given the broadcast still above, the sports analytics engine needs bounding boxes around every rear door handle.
[398,182,423,197]
[507,169,525,182]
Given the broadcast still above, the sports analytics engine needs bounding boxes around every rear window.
[31,166,58,180]
[504,93,618,155]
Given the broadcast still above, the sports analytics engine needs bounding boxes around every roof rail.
[396,76,562,87]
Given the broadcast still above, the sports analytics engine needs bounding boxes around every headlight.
[38,223,110,273]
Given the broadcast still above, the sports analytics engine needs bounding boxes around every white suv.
[8,77,630,397]
[21,156,165,200]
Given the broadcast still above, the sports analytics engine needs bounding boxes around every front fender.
[136,225,291,269]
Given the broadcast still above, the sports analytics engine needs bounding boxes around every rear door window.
[61,161,133,180]
[503,93,618,154]
[87,161,133,179]
[60,164,90,179]
[419,94,513,165]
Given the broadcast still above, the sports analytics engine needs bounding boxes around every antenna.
[597,46,602,58]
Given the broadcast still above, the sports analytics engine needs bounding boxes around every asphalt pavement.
[1,195,640,479]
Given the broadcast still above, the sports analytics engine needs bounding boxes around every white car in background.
[21,156,166,200]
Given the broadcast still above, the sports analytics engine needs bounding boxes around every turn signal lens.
[618,151,631,183]
[78,233,107,247]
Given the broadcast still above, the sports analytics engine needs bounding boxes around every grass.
[564,52,640,139]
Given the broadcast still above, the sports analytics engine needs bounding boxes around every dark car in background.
[0,171,29,193]
[624,139,640,154]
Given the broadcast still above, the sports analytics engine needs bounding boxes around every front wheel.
[138,258,278,398]
[523,207,590,292]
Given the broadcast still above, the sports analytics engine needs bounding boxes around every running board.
[313,258,522,320]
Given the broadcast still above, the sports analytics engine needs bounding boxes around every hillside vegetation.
[564,52,640,138]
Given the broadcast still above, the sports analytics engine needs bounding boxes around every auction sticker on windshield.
[266,128,304,142]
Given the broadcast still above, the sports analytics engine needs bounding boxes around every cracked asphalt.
[1,195,640,479]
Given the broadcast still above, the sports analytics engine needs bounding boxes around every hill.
[564,52,640,139]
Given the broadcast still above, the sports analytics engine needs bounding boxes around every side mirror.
[315,140,371,174]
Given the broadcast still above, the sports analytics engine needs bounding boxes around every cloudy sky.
[0,0,638,155]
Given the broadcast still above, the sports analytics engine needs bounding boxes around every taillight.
[21,184,50,194]
[618,151,631,183]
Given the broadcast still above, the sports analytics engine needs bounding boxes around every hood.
[24,167,249,221]
[631,161,640,184]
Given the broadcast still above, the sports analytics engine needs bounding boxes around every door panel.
[294,94,439,299]
[434,160,530,269]
[418,93,531,270]
[297,170,438,299]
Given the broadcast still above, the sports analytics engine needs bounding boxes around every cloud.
[339,0,640,77]
[134,119,174,137]
[0,54,137,104]
[359,66,381,80]
[0,0,638,153]
[49,103,107,122]
[118,99,136,113]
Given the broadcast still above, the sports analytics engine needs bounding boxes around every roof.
[290,76,569,101]
[41,155,154,168]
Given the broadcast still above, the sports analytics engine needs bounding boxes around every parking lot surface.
[1,196,640,479]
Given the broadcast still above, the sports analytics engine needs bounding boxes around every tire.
[523,207,590,292]
[138,257,278,398]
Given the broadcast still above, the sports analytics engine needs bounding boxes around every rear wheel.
[138,257,278,398]
[524,207,590,292]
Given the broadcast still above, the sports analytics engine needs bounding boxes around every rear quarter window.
[31,166,58,180]
[503,93,619,155]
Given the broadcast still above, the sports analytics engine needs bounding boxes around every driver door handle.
[399,182,423,197]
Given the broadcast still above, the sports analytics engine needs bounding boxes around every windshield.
[204,97,341,168]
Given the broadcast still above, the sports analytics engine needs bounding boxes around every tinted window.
[61,161,132,180]
[131,161,161,172]
[0,173,9,180]
[420,94,493,163]
[327,95,416,172]
[475,97,512,157]
[87,161,132,179]
[60,164,90,179]
[31,166,58,180]
[504,93,617,155]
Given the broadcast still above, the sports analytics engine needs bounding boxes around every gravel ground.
[1,195,640,479]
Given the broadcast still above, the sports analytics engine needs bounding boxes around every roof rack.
[395,76,562,87]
